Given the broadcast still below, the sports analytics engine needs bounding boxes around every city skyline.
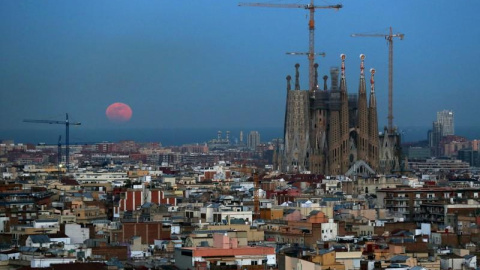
[1,1,480,140]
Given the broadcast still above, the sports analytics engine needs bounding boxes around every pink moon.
[106,102,132,122]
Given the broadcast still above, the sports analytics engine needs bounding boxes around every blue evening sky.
[1,0,479,140]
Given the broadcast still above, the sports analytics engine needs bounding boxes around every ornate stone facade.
[278,54,380,176]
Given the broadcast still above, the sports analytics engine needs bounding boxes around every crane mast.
[286,51,325,91]
[351,27,404,133]
[24,113,81,172]
[239,1,342,92]
[57,135,62,168]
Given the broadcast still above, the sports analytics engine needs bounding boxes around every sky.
[1,0,480,142]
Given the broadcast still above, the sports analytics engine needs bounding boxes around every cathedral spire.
[357,54,369,163]
[339,54,347,92]
[314,63,319,90]
[286,75,292,91]
[368,67,379,172]
[358,54,367,94]
[323,75,328,91]
[369,68,377,107]
[360,54,365,78]
[339,53,349,173]
[295,63,300,90]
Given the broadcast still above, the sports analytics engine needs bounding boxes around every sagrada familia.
[275,54,401,176]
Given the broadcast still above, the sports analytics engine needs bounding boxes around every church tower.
[283,64,310,172]
[368,68,379,171]
[339,54,350,173]
[279,54,381,176]
[309,63,328,174]
[328,66,342,175]
[357,54,369,163]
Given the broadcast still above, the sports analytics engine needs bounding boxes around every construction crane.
[57,135,63,180]
[239,0,342,92]
[24,113,81,172]
[351,27,404,133]
[57,135,62,168]
[286,51,325,91]
[286,52,325,57]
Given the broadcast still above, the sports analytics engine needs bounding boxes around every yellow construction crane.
[239,1,342,92]
[351,27,404,133]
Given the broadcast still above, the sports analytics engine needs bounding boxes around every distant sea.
[2,126,480,146]
[0,127,284,146]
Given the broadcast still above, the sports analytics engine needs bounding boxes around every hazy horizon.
[3,125,480,147]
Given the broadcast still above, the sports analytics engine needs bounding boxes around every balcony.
[385,197,409,201]
[385,203,408,208]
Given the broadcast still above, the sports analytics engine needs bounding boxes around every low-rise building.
[174,233,276,270]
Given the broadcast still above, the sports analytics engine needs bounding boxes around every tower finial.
[370,68,376,93]
[295,63,300,90]
[323,75,328,91]
[360,54,365,77]
[340,54,346,78]
[286,75,292,91]
[314,63,319,90]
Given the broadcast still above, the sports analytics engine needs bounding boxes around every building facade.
[277,54,380,175]
[437,110,454,136]
[247,131,261,151]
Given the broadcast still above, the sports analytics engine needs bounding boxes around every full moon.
[106,102,132,122]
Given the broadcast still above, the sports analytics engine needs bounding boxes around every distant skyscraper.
[437,110,454,136]
[430,121,443,157]
[247,131,260,150]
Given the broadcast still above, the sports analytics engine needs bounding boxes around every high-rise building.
[247,131,260,151]
[276,54,380,175]
[458,149,480,167]
[437,110,454,136]
[429,121,443,157]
